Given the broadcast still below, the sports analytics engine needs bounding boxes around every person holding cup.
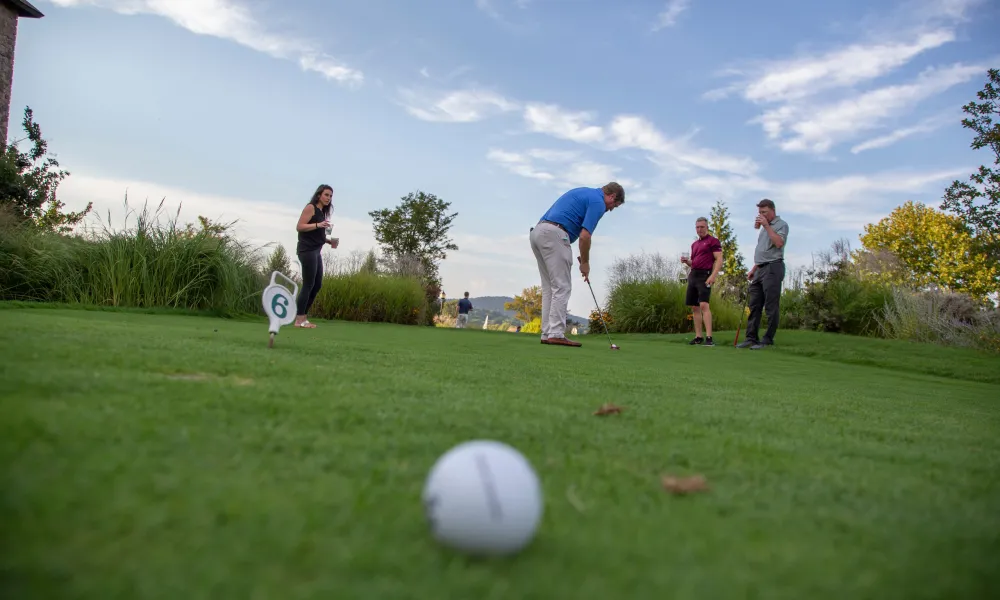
[681,217,723,346]
[737,198,789,349]
[293,184,340,329]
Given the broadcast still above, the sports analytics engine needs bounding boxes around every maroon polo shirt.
[690,235,722,270]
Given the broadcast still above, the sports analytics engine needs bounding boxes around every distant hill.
[444,295,589,332]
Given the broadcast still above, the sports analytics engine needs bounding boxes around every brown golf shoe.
[542,337,582,347]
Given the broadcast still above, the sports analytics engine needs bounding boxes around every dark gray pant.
[745,261,784,345]
[296,249,323,316]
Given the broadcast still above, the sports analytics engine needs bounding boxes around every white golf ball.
[422,440,544,556]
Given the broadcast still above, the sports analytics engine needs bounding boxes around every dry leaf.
[565,485,586,513]
[593,403,624,416]
[661,474,709,495]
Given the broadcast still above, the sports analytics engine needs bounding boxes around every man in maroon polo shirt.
[681,217,723,346]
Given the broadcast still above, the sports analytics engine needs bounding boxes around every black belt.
[539,220,567,232]
[757,259,784,267]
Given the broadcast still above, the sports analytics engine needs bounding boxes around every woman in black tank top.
[293,184,339,328]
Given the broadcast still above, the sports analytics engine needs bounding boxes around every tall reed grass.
[605,251,743,334]
[607,279,743,333]
[1,198,264,315]
[1,197,435,324]
[876,287,1000,353]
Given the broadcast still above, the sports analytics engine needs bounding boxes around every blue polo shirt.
[539,187,606,244]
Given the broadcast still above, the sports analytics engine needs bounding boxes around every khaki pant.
[529,222,573,339]
[456,314,469,328]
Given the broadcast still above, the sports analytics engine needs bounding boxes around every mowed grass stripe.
[1,307,998,600]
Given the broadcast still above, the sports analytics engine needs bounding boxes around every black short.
[686,269,712,306]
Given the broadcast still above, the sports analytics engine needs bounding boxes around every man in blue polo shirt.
[529,182,625,347]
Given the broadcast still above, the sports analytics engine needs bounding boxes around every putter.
[579,257,619,350]
[733,280,751,347]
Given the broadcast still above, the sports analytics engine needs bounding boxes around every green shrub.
[521,317,541,334]
[797,276,892,336]
[309,272,426,325]
[778,287,808,330]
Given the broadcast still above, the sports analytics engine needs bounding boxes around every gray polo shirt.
[753,216,788,265]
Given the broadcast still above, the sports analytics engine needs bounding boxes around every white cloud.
[705,0,987,154]
[486,147,636,189]
[908,0,983,23]
[681,167,968,229]
[758,63,982,153]
[849,111,956,153]
[474,0,501,20]
[525,148,581,162]
[652,0,691,32]
[523,103,605,143]
[398,88,520,122]
[609,115,759,176]
[712,29,956,104]
[50,0,364,87]
[400,92,755,179]
[518,103,758,177]
[476,0,533,20]
[486,149,556,182]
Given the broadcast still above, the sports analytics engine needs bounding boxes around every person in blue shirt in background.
[529,182,625,347]
[455,292,473,328]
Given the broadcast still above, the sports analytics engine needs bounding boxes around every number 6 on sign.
[261,271,299,348]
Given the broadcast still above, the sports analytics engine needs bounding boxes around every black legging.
[296,249,324,316]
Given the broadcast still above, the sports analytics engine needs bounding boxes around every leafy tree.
[505,285,542,322]
[180,215,232,239]
[0,106,92,232]
[940,68,999,264]
[858,201,998,301]
[360,249,379,274]
[708,200,747,300]
[368,190,458,285]
[263,243,293,276]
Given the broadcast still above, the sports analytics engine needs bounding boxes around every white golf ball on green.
[422,440,543,556]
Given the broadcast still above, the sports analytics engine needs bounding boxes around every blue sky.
[10,0,1000,317]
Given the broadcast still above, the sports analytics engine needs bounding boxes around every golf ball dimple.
[422,440,543,557]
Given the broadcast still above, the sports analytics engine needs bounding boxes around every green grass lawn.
[1,304,998,599]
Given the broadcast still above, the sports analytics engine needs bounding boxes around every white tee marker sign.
[261,271,298,348]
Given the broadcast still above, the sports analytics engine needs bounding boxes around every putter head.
[610,344,620,350]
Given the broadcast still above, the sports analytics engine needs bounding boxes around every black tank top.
[297,204,327,253]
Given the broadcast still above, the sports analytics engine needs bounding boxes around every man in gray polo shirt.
[737,198,789,350]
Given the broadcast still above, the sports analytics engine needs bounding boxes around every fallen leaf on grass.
[661,474,709,495]
[593,403,624,416]
[566,485,586,513]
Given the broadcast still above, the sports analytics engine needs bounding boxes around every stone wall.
[0,4,17,145]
